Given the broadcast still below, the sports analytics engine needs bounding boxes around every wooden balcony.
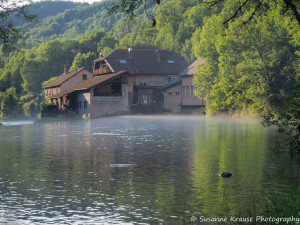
[94,68,107,75]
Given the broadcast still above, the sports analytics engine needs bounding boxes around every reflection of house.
[49,71,133,118]
[164,59,206,112]
[93,48,188,104]
[44,65,92,99]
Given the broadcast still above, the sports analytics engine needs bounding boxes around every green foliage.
[194,1,299,116]
[11,1,82,27]
[42,76,57,88]
[70,52,96,71]
[21,1,121,46]
[23,100,37,117]
[262,83,300,152]
[192,0,300,150]
[97,34,118,53]
[79,29,106,54]
[0,87,19,118]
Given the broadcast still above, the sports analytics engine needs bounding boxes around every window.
[167,59,175,64]
[191,86,194,97]
[140,82,147,86]
[120,59,127,64]
[169,76,176,82]
[79,101,82,109]
[94,61,101,69]
[141,95,148,104]
[175,92,180,96]
[186,86,190,97]
[168,92,172,96]
[84,101,87,109]
[56,88,58,94]
[82,74,87,80]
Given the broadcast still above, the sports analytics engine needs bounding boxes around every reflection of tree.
[191,120,268,217]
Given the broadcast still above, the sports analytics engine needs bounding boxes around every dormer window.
[94,61,101,69]
[169,76,176,81]
[120,59,127,64]
[82,74,87,80]
[167,60,175,64]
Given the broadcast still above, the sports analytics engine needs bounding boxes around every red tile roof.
[44,67,87,88]
[95,49,188,75]
[50,71,132,99]
[179,59,205,76]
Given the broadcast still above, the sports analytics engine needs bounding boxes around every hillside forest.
[0,0,299,149]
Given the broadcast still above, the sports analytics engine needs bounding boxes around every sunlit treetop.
[107,0,300,26]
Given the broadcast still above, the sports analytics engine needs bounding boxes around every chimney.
[155,50,161,62]
[128,47,133,59]
[64,64,69,74]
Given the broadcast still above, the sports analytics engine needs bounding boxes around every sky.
[72,0,99,4]
[33,0,102,5]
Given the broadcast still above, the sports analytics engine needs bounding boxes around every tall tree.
[0,0,36,50]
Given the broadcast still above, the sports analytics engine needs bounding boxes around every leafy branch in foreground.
[0,0,36,50]
[106,0,300,26]
[203,0,300,25]
[107,0,159,26]
[262,85,300,152]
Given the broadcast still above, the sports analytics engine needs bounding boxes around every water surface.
[0,116,299,224]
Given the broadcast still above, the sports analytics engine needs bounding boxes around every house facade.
[93,48,188,105]
[164,59,206,112]
[43,65,92,100]
[49,71,133,118]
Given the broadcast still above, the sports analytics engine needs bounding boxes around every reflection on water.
[0,120,35,126]
[0,116,299,224]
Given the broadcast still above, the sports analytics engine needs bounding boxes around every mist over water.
[0,115,298,224]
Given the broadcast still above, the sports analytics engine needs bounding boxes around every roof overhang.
[50,71,133,99]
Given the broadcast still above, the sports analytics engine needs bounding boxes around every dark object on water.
[220,172,232,177]
[152,19,156,27]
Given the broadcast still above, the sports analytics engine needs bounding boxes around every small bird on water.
[220,172,232,177]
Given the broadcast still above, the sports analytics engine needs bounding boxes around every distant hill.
[12,1,83,27]
[19,0,145,47]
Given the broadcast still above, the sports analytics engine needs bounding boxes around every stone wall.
[164,83,182,112]
[181,75,205,106]
[89,84,129,118]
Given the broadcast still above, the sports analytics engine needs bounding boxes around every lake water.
[0,115,299,224]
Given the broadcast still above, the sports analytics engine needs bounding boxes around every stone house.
[164,59,206,112]
[43,65,92,100]
[49,71,133,118]
[93,48,188,105]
